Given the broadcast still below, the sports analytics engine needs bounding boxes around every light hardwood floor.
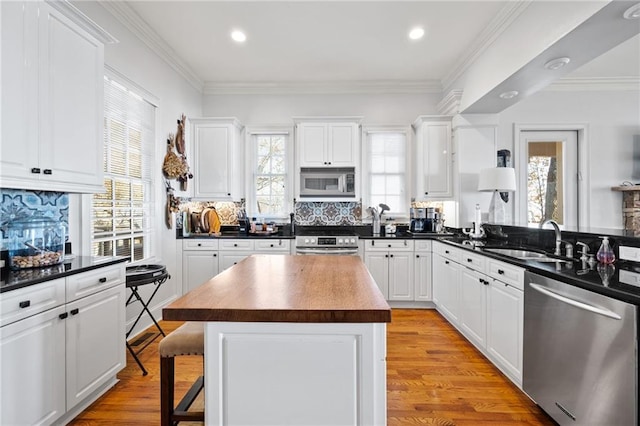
[69,309,554,425]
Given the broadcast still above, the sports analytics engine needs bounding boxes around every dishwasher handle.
[528,283,622,320]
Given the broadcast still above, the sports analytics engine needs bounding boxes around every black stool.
[125,264,170,375]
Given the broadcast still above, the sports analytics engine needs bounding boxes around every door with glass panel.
[518,131,578,227]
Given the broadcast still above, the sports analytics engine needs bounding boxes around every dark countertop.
[436,237,640,306]
[1,256,129,293]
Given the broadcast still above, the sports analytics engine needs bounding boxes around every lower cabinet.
[459,267,488,349]
[182,250,219,293]
[414,241,432,301]
[363,240,414,301]
[0,263,126,425]
[432,252,461,323]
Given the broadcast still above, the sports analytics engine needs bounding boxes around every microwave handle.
[339,174,345,193]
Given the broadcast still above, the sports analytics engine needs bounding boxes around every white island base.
[204,321,387,426]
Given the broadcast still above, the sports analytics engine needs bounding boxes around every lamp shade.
[478,167,516,192]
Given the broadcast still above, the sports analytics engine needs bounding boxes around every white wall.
[202,92,441,125]
[497,88,640,229]
[71,1,203,336]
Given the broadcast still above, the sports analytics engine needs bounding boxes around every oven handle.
[528,283,622,320]
[296,248,359,255]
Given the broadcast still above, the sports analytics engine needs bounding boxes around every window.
[364,129,409,215]
[248,130,291,219]
[92,75,155,261]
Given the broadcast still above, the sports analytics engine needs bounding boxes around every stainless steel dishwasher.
[523,271,638,426]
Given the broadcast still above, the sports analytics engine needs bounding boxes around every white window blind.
[366,131,408,215]
[92,76,155,261]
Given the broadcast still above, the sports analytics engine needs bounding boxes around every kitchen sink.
[482,248,574,263]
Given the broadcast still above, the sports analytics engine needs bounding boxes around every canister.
[7,214,66,269]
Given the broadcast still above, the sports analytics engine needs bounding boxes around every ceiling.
[116,1,639,93]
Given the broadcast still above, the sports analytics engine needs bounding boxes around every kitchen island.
[163,254,391,426]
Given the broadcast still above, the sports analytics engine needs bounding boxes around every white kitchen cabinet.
[0,262,126,425]
[363,240,414,301]
[414,241,433,301]
[487,272,524,386]
[182,239,220,294]
[296,120,359,167]
[191,118,244,200]
[432,252,461,324]
[0,1,107,193]
[459,267,488,349]
[0,305,66,425]
[66,284,125,409]
[413,116,453,200]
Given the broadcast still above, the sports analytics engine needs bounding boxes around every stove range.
[295,227,359,255]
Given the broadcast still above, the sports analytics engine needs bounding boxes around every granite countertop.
[0,256,129,293]
[436,238,640,306]
[163,255,391,323]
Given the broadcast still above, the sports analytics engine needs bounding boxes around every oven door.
[295,247,359,256]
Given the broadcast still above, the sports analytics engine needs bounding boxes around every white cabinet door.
[192,118,244,199]
[0,1,104,193]
[0,1,39,183]
[0,305,66,426]
[388,252,414,301]
[219,252,251,271]
[364,252,389,299]
[414,118,452,200]
[414,252,432,301]
[328,123,357,166]
[298,124,327,167]
[487,280,524,385]
[459,268,488,349]
[182,250,219,294]
[65,284,125,409]
[437,256,460,325]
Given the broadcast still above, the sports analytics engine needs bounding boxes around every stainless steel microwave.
[299,167,356,198]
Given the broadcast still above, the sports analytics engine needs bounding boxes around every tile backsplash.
[0,189,69,250]
[295,201,361,226]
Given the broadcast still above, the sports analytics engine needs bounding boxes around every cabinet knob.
[445,260,450,264]
[43,169,52,175]
[198,243,202,246]
[270,244,274,247]
[416,255,420,258]
[31,167,41,174]
[467,258,473,263]
[390,254,394,258]
[385,254,389,258]
[424,192,429,195]
[498,269,505,275]
[213,254,217,257]
[388,244,391,248]
[70,308,79,316]
[227,193,231,196]
[234,243,238,247]
[19,300,31,309]
[445,250,450,254]
[99,277,107,283]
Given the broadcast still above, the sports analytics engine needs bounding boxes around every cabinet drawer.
[414,240,433,252]
[487,259,524,291]
[183,239,219,250]
[254,239,291,252]
[364,239,413,252]
[0,278,65,327]
[460,251,486,274]
[433,242,460,262]
[66,264,125,302]
[220,239,254,251]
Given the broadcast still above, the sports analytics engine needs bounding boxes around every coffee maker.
[410,208,426,232]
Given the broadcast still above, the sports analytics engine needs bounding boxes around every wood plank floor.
[69,309,555,425]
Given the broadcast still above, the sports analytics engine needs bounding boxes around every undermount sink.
[482,248,574,263]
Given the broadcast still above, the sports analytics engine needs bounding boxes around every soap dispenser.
[596,236,615,264]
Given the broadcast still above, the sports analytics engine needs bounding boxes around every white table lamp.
[478,167,516,224]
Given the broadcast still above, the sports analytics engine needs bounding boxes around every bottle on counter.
[596,236,615,264]
[250,217,257,233]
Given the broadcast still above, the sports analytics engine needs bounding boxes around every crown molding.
[437,90,464,116]
[47,0,118,44]
[98,1,203,92]
[545,76,640,91]
[202,80,442,95]
[441,1,533,92]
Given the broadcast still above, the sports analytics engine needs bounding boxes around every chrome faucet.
[540,219,562,256]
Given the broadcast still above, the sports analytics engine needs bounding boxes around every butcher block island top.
[163,254,391,323]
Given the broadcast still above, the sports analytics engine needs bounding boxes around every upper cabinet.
[296,119,360,168]
[191,118,245,200]
[413,116,453,200]
[0,1,112,193]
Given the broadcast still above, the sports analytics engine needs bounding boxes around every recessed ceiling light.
[408,27,425,40]
[544,57,571,70]
[499,90,519,100]
[231,30,246,43]
[623,3,640,19]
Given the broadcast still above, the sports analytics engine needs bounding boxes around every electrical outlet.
[619,245,640,262]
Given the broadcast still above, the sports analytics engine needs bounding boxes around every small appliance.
[299,167,356,198]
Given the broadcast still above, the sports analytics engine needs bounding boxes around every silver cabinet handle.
[528,283,622,320]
